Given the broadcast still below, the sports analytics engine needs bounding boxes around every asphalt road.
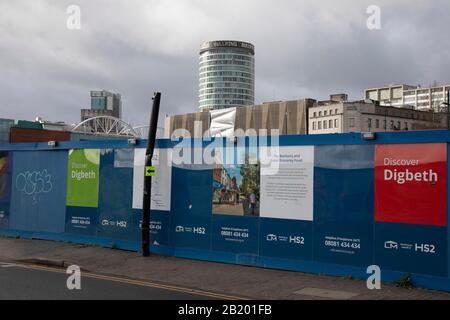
[0,262,223,300]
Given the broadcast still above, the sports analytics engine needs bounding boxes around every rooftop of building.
[365,83,450,92]
[200,40,255,55]
[90,90,121,98]
[365,84,416,90]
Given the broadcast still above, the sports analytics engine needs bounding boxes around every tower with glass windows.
[80,90,122,121]
[199,41,255,111]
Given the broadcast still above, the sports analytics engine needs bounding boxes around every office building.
[81,90,122,121]
[199,40,255,111]
[365,84,450,111]
[309,94,446,135]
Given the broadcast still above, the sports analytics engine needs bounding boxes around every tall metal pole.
[142,92,161,257]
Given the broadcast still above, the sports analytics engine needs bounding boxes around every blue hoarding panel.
[97,149,136,241]
[9,151,67,233]
[170,166,213,217]
[374,222,447,277]
[0,202,9,229]
[212,214,259,255]
[65,206,98,236]
[169,212,211,250]
[313,145,374,267]
[169,165,214,250]
[259,218,313,260]
[1,136,450,293]
[0,151,12,228]
[150,210,170,247]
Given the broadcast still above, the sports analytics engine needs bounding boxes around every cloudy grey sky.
[0,0,449,126]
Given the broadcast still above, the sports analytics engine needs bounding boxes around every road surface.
[0,262,231,300]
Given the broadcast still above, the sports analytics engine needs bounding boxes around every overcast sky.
[1,0,449,126]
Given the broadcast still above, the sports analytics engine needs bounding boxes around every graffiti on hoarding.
[15,170,53,205]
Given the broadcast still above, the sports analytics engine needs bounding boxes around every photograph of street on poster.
[212,148,260,216]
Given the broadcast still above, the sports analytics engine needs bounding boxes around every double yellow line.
[14,263,248,300]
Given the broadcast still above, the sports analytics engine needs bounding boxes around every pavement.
[1,236,450,300]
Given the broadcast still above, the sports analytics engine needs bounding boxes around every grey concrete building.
[365,84,450,111]
[309,94,446,135]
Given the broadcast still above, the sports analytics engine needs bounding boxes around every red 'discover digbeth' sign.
[374,143,447,226]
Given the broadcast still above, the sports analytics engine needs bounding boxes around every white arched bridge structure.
[71,116,140,138]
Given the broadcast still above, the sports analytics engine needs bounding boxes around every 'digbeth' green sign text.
[66,149,100,208]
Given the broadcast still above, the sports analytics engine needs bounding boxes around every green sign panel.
[145,166,155,177]
[66,149,100,208]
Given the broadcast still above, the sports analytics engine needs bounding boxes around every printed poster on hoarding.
[374,143,447,276]
[66,149,100,208]
[375,143,447,226]
[212,147,260,217]
[260,146,314,221]
[132,148,172,211]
